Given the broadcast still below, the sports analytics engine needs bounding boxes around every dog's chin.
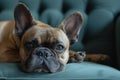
[21,66,50,73]
[20,58,65,73]
[21,63,65,73]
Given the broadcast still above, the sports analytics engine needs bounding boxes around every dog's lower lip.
[34,69,42,72]
[34,68,49,72]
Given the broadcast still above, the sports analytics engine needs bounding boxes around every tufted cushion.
[84,0,120,52]
[0,0,18,20]
[83,0,120,67]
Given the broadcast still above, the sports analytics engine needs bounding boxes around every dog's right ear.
[59,12,83,45]
[14,3,35,39]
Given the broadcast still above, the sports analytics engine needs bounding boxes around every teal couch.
[0,0,120,79]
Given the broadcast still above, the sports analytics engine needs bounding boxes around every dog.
[0,3,86,73]
[0,3,110,73]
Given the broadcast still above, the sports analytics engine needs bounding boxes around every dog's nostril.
[36,51,43,56]
[36,50,52,58]
[44,51,52,57]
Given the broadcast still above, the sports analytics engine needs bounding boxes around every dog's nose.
[36,47,52,58]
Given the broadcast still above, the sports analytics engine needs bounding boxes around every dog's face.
[14,3,83,73]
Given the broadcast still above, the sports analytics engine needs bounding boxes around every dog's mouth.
[22,63,50,73]
[21,47,65,73]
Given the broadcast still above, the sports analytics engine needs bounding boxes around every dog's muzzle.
[22,47,65,73]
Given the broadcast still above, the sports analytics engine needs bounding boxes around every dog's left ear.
[59,12,83,45]
[14,3,35,38]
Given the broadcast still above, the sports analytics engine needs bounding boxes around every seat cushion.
[0,62,120,80]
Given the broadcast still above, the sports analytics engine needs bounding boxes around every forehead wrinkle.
[46,29,58,43]
[33,26,55,44]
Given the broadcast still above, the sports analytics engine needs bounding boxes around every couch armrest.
[115,14,120,70]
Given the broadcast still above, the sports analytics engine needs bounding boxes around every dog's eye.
[25,39,38,50]
[56,44,64,50]
[55,43,65,52]
[25,42,34,50]
[25,42,33,48]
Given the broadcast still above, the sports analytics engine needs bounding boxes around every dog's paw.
[85,54,110,63]
[68,51,86,63]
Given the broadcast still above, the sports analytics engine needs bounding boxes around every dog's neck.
[0,21,20,50]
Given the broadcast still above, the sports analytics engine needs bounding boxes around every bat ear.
[59,12,83,45]
[14,3,35,38]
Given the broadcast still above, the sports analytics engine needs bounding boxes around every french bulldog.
[0,3,86,73]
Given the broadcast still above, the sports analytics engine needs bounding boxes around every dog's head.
[14,3,83,73]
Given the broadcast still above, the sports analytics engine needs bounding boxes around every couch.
[0,0,120,79]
